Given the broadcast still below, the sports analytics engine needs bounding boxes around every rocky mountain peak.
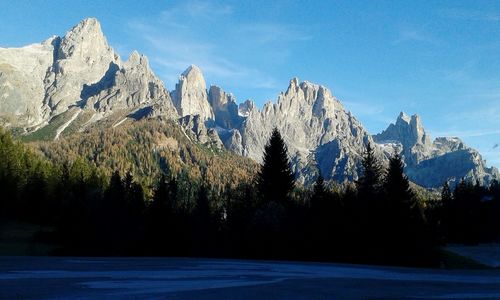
[208,85,241,129]
[1,17,498,189]
[409,114,429,145]
[124,51,149,71]
[397,111,411,124]
[182,64,203,78]
[208,85,230,106]
[126,50,143,65]
[375,112,431,148]
[287,77,300,93]
[374,112,498,187]
[44,17,119,115]
[74,18,101,33]
[171,65,214,121]
[58,18,111,61]
[238,99,255,117]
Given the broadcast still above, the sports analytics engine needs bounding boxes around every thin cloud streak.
[440,8,500,22]
[392,27,441,46]
[237,23,313,44]
[126,0,309,95]
[127,22,280,91]
[429,129,500,138]
[160,0,233,20]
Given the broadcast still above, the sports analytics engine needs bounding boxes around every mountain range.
[0,18,497,188]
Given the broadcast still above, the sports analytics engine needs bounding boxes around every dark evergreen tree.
[105,171,125,209]
[257,128,295,205]
[383,153,426,254]
[384,153,414,207]
[152,174,169,208]
[126,182,145,214]
[354,142,384,253]
[192,185,212,254]
[101,171,127,253]
[309,173,332,257]
[441,182,452,203]
[311,173,326,210]
[357,142,383,197]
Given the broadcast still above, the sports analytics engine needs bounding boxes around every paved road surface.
[1,257,500,299]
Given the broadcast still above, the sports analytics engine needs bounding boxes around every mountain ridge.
[0,17,497,188]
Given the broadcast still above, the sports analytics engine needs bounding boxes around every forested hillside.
[32,118,258,195]
[2,126,500,266]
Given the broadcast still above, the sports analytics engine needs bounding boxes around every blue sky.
[1,0,500,166]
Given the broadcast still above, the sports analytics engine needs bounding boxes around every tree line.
[1,127,500,266]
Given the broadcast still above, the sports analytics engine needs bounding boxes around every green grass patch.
[20,109,77,142]
[61,109,94,137]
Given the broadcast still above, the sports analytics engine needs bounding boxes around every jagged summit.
[238,99,255,117]
[171,65,214,121]
[375,112,430,148]
[375,112,499,187]
[0,17,177,129]
[219,75,373,183]
[181,64,203,77]
[0,17,497,188]
[125,50,149,68]
[397,111,411,123]
[69,17,102,35]
[58,17,110,59]
[287,77,300,91]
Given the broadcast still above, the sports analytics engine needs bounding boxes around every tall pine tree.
[383,153,426,251]
[257,128,295,205]
[357,142,383,197]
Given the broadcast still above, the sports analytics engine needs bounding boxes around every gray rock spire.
[374,113,499,187]
[171,65,214,121]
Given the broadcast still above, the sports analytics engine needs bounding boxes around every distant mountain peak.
[397,111,411,123]
[289,77,299,89]
[125,50,148,67]
[375,112,430,147]
[0,17,497,189]
[181,64,203,78]
[62,18,106,50]
[171,65,214,120]
[73,17,101,31]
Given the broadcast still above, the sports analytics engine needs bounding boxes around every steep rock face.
[179,114,223,148]
[171,65,214,121]
[0,18,179,135]
[208,85,242,129]
[238,99,255,117]
[44,18,120,115]
[226,78,375,183]
[374,113,499,187]
[2,17,498,188]
[0,37,56,127]
[85,51,177,118]
[406,149,499,188]
[374,112,433,165]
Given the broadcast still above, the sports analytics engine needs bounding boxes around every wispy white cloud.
[236,23,312,44]
[341,99,395,134]
[433,64,500,129]
[342,100,384,116]
[393,27,441,46]
[126,0,308,94]
[440,8,500,22]
[161,0,233,20]
[429,128,500,138]
[130,22,280,90]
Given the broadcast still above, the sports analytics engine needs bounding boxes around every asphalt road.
[1,256,500,299]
